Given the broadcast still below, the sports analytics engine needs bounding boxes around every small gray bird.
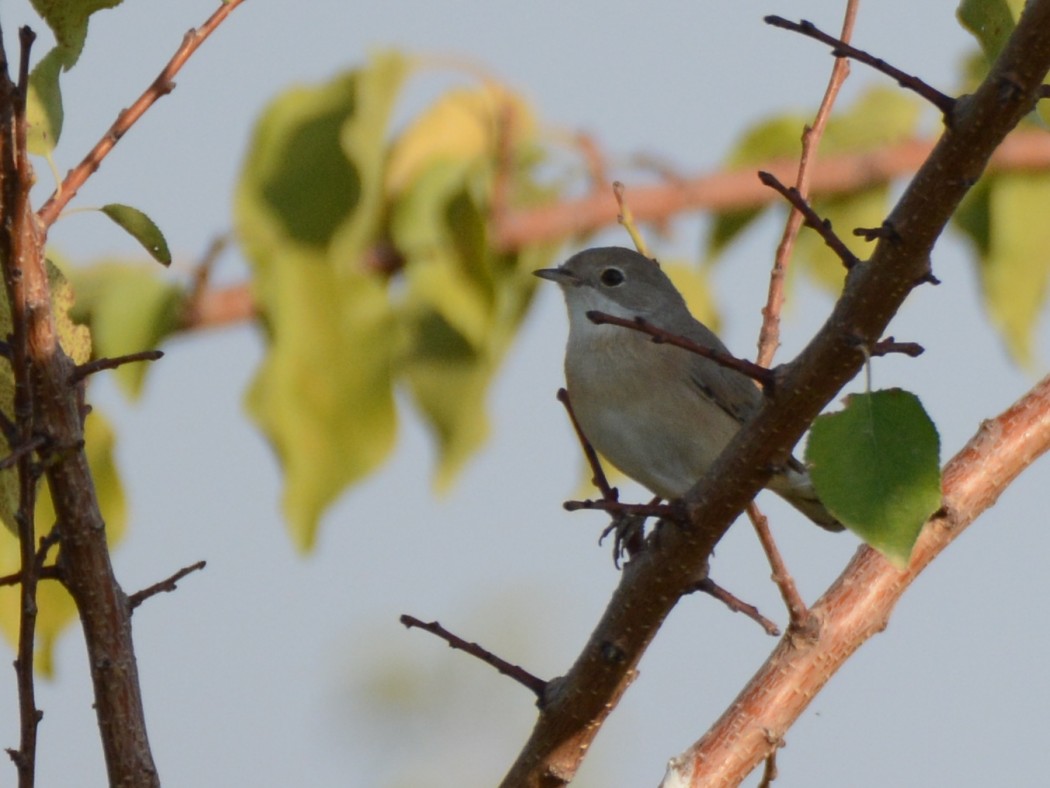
[535,246,842,532]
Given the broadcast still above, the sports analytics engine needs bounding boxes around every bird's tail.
[768,463,844,532]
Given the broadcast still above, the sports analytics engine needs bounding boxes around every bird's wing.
[679,319,764,424]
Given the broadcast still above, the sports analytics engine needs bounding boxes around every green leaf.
[957,0,1017,61]
[30,0,124,67]
[0,410,126,676]
[236,54,409,549]
[806,389,942,567]
[26,47,67,155]
[67,262,182,398]
[954,173,1050,364]
[100,204,172,266]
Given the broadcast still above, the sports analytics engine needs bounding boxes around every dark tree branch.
[503,3,1050,784]
[585,310,775,388]
[758,170,860,269]
[764,15,956,116]
[400,615,548,698]
[127,561,207,611]
[69,350,164,385]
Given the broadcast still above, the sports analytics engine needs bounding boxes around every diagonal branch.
[666,372,1050,785]
[500,2,1050,784]
[36,0,247,229]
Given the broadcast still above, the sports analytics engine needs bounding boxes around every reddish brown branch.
[758,2,855,368]
[36,0,247,228]
[492,129,1050,251]
[667,372,1050,785]
[400,615,548,698]
[745,502,810,629]
[764,16,956,115]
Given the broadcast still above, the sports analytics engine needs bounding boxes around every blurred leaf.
[0,411,125,676]
[244,256,398,551]
[237,54,408,549]
[26,47,67,155]
[100,204,172,266]
[708,88,920,264]
[30,0,124,66]
[955,173,1050,364]
[386,82,550,489]
[662,262,719,332]
[68,262,181,398]
[806,389,941,567]
[957,0,1019,61]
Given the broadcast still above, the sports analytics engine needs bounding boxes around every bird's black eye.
[600,267,625,287]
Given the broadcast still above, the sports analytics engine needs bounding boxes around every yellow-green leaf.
[68,262,181,398]
[244,255,398,551]
[955,173,1050,364]
[237,54,409,549]
[26,47,67,155]
[100,204,172,266]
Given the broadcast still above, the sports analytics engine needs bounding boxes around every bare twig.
[36,0,248,228]
[688,577,781,636]
[746,503,810,629]
[563,498,682,520]
[0,435,46,471]
[69,350,164,385]
[871,336,924,357]
[757,0,857,368]
[400,615,548,698]
[127,561,207,611]
[556,388,617,500]
[614,181,651,258]
[757,171,860,269]
[764,16,956,116]
[585,310,775,388]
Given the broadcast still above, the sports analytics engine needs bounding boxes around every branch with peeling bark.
[500,2,1050,785]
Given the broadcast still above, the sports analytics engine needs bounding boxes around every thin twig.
[746,503,810,630]
[764,16,956,116]
[688,577,781,636]
[757,172,860,269]
[556,388,617,500]
[36,0,248,228]
[585,310,775,387]
[400,615,548,698]
[757,0,857,369]
[871,336,924,357]
[0,435,45,471]
[69,350,164,385]
[0,565,62,587]
[127,560,207,610]
[613,181,651,258]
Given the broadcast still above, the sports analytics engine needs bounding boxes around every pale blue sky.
[0,1,1044,786]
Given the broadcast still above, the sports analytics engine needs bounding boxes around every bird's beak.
[533,267,578,286]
